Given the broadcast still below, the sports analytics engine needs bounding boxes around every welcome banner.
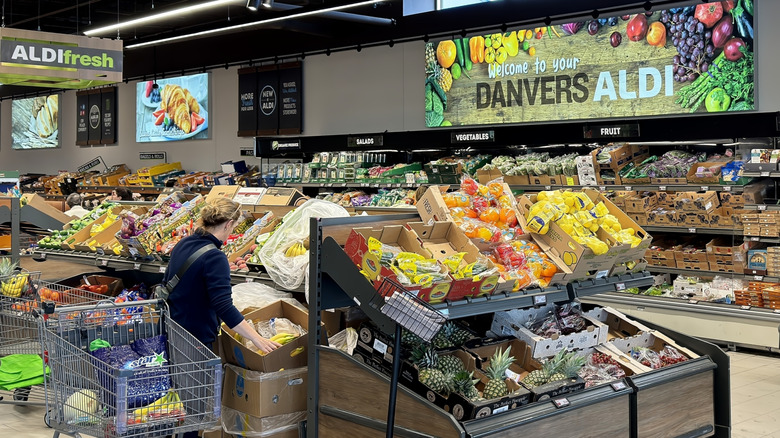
[425,1,756,127]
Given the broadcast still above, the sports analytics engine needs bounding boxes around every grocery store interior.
[1,0,779,437]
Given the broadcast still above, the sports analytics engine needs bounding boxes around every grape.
[692,47,701,58]
[696,22,704,33]
[676,66,685,76]
[705,31,712,40]
[697,40,704,49]
[673,55,681,64]
[687,73,697,81]
[674,74,680,81]
[687,37,695,46]
[672,13,679,22]
[588,20,600,35]
[608,17,618,26]
[681,31,688,40]
[680,75,688,83]
[687,60,696,69]
[701,63,709,73]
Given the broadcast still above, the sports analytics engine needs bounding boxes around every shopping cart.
[0,273,109,411]
[40,299,222,438]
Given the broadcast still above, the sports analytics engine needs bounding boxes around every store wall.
[1,1,778,174]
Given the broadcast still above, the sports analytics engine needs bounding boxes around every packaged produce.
[578,352,627,388]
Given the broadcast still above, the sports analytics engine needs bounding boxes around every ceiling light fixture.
[247,0,261,11]
[126,0,384,49]
[84,0,243,36]
[262,0,274,8]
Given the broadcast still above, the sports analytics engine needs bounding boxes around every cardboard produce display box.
[222,364,307,418]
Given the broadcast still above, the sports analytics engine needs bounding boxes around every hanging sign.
[451,130,495,143]
[76,93,89,145]
[348,134,384,148]
[77,157,102,173]
[0,28,122,89]
[238,62,303,136]
[278,62,303,135]
[139,152,167,160]
[101,87,117,144]
[237,67,259,136]
[257,66,279,136]
[583,123,640,139]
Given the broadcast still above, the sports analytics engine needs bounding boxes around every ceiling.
[0,0,690,99]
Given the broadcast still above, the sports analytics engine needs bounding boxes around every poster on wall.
[237,62,302,137]
[425,2,756,127]
[76,93,89,145]
[11,94,60,149]
[136,72,209,142]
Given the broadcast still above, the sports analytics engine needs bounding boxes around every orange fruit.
[464,208,478,218]
[436,40,457,68]
[479,207,500,224]
[50,291,60,302]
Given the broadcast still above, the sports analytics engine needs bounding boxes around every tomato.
[695,3,723,28]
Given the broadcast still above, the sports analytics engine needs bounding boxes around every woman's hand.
[252,337,282,354]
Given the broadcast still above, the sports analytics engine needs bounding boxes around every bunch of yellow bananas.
[271,332,298,345]
[1,273,28,297]
[131,390,184,424]
[284,242,307,258]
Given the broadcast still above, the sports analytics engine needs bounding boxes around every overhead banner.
[238,62,303,137]
[76,93,89,145]
[425,2,756,127]
[87,90,102,144]
[76,86,118,145]
[0,28,122,89]
[101,87,117,144]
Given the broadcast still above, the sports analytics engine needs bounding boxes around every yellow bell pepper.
[502,31,519,57]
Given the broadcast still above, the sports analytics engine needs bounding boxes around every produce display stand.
[305,214,730,438]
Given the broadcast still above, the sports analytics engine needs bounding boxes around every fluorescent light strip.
[126,0,381,49]
[84,0,243,36]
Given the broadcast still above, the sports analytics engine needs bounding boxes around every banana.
[270,333,298,345]
[284,242,307,257]
[132,390,184,423]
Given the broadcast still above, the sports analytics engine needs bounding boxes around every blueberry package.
[91,335,172,410]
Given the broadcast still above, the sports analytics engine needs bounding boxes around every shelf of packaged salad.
[743,204,780,211]
[509,183,752,193]
[645,265,780,283]
[277,182,422,189]
[30,247,305,293]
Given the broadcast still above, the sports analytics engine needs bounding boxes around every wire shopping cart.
[0,273,109,411]
[40,299,222,438]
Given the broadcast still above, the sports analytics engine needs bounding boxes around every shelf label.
[724,185,732,191]
[371,184,380,188]
[596,270,610,279]
[533,295,547,306]
[361,183,369,187]
[758,205,767,211]
[754,275,764,281]
[774,309,780,314]
[761,171,771,177]
[133,262,141,270]
[688,228,696,233]
[624,186,632,191]
[615,283,626,291]
[271,140,302,151]
[246,277,254,283]
[101,259,109,267]
[327,183,334,187]
[492,405,510,414]
[552,398,570,408]
[688,299,698,304]
[598,186,606,191]
[545,185,552,190]
[158,265,167,273]
[700,186,709,191]
[348,134,384,148]
[583,122,640,139]
[139,152,167,160]
[450,130,495,144]
[39,253,46,260]
[740,305,751,310]
[610,381,627,391]
[373,339,388,355]
[658,185,666,191]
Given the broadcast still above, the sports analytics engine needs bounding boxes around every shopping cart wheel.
[12,387,30,401]
[44,410,52,428]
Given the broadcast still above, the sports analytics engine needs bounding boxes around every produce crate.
[490,304,608,358]
[137,161,183,178]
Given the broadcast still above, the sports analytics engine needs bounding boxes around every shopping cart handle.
[49,298,167,315]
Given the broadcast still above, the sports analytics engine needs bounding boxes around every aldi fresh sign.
[425,1,755,127]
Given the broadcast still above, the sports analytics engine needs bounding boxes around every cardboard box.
[62,206,124,250]
[674,191,719,213]
[748,250,768,270]
[222,364,307,418]
[20,193,71,225]
[707,251,746,264]
[220,301,313,372]
[654,191,678,207]
[476,169,502,184]
[406,222,501,298]
[686,161,731,184]
[592,144,633,170]
[529,174,550,186]
[625,193,658,213]
[629,213,647,226]
[491,305,608,358]
[709,261,745,273]
[206,185,241,202]
[343,225,452,303]
[647,257,677,267]
[674,249,708,263]
[676,260,710,270]
[59,274,125,297]
[707,207,737,229]
[576,155,598,186]
[706,237,755,256]
[259,187,305,207]
[646,208,677,225]
[503,174,530,185]
[678,212,709,227]
[561,174,580,186]
[609,191,637,210]
[584,307,653,344]
[602,330,699,362]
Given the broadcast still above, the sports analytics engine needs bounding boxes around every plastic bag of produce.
[328,327,358,355]
[230,282,302,313]
[258,199,349,292]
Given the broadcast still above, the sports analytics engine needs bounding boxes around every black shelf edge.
[568,271,654,299]
[509,184,748,193]
[431,286,569,319]
[744,204,780,211]
[643,226,741,235]
[646,265,779,282]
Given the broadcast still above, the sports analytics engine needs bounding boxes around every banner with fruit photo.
[425,1,755,127]
[136,72,210,142]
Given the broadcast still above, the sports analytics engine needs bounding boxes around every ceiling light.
[126,0,382,49]
[262,0,274,8]
[84,0,243,36]
[246,0,265,10]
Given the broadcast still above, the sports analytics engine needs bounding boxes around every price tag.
[610,381,628,391]
[688,299,698,304]
[688,228,696,233]
[371,184,380,188]
[545,186,552,190]
[740,305,751,310]
[751,237,760,241]
[373,339,388,355]
[39,253,47,260]
[761,171,770,177]
[340,183,347,187]
[159,265,167,273]
[658,186,666,191]
[599,186,606,191]
[492,405,509,414]
[133,262,141,270]
[533,295,547,306]
[101,259,109,267]
[758,205,767,211]
[246,276,253,283]
[552,398,570,408]
[624,186,632,191]
[700,186,709,191]
[754,275,764,281]
[724,185,732,191]
[319,183,325,187]
[327,183,334,187]
[615,283,626,291]
[361,183,369,187]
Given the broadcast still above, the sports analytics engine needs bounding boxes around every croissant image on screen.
[35,95,59,138]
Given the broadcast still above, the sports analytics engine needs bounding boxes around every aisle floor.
[0,350,776,437]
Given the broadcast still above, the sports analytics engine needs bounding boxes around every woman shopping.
[163,197,280,360]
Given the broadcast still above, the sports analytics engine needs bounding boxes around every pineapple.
[437,354,465,375]
[482,347,514,399]
[548,352,587,383]
[419,368,447,393]
[450,370,481,401]
[425,42,437,71]
[431,330,454,350]
[0,258,26,298]
[436,67,453,92]
[442,322,471,347]
[401,328,423,348]
[0,257,17,279]
[410,344,436,368]
[522,360,554,388]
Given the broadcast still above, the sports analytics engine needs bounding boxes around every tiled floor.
[0,350,776,437]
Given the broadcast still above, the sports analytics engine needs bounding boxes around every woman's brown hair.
[200,197,242,228]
